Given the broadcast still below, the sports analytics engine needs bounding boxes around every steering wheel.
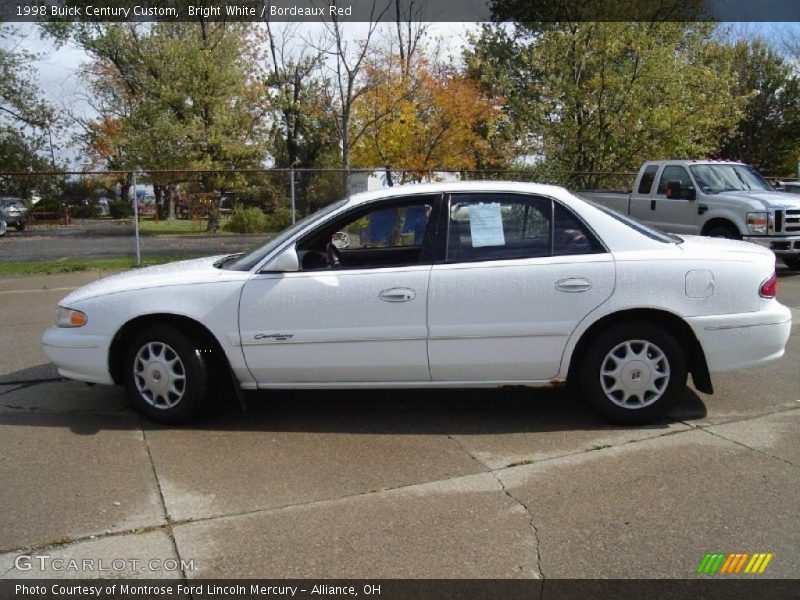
[326,242,341,268]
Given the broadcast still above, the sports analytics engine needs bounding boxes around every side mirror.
[261,244,299,273]
[666,181,696,201]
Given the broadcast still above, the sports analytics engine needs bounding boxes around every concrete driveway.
[0,267,798,582]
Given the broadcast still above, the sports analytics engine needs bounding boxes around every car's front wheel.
[123,325,209,424]
[579,322,687,424]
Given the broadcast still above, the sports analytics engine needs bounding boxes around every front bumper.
[41,327,114,385]
[743,235,800,255]
[687,303,792,373]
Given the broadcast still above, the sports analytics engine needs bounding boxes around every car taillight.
[759,272,778,298]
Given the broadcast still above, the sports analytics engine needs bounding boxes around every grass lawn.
[0,256,188,276]
[138,218,230,235]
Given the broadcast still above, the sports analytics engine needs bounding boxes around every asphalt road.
[0,266,798,582]
[0,220,265,262]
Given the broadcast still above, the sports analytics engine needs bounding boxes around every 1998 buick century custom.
[42,182,792,424]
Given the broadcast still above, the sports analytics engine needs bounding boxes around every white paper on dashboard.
[469,203,505,247]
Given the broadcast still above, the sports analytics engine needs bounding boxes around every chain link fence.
[0,166,654,266]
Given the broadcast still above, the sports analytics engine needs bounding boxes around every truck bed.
[576,190,631,215]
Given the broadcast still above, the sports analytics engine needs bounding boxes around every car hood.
[677,235,774,258]
[714,190,800,210]
[61,255,246,305]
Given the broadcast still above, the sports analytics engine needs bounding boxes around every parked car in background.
[0,218,6,237]
[0,197,29,231]
[579,160,800,270]
[42,182,791,426]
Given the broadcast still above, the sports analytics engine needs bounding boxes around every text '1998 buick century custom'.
[42,182,792,424]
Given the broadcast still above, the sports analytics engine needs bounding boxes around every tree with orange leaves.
[351,53,509,183]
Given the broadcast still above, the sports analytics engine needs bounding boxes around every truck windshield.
[218,199,348,271]
[689,164,772,194]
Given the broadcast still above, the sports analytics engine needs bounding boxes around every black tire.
[578,322,687,425]
[123,324,209,424]
[13,222,26,231]
[704,222,741,240]
[782,255,800,271]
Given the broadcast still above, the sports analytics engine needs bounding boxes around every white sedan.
[42,182,792,424]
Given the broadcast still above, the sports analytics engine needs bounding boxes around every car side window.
[638,165,659,194]
[552,203,605,255]
[447,194,552,262]
[338,204,431,250]
[656,166,692,195]
[296,198,435,271]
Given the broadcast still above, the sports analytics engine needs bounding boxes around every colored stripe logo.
[697,552,773,574]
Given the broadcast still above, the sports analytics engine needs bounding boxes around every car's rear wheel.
[13,222,25,231]
[123,325,208,424]
[579,322,687,424]
[782,255,800,271]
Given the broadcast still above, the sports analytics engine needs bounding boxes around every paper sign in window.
[469,203,505,247]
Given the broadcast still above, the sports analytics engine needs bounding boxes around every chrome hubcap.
[600,340,670,409]
[133,342,186,409]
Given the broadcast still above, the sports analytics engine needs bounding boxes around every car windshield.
[591,203,682,244]
[689,164,772,193]
[219,199,348,271]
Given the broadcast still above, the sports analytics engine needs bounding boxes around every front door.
[239,196,438,384]
[427,193,615,381]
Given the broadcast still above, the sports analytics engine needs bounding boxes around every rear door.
[427,193,615,382]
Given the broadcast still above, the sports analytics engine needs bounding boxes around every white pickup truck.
[579,160,800,270]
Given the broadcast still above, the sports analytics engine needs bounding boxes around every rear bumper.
[687,303,792,373]
[41,327,114,385]
[742,235,800,255]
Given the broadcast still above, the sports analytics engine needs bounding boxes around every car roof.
[343,181,572,208]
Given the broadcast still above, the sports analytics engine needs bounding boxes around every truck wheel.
[704,223,741,240]
[579,322,687,425]
[783,255,800,270]
[123,325,209,424]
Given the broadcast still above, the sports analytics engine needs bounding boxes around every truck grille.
[784,209,800,232]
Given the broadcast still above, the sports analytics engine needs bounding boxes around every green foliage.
[718,39,800,176]
[109,199,133,219]
[265,207,293,232]
[466,22,745,187]
[69,204,100,219]
[223,206,270,233]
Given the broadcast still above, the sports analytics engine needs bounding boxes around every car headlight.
[746,212,770,235]
[56,306,88,328]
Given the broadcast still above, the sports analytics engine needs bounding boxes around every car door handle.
[379,288,416,302]
[555,278,592,293]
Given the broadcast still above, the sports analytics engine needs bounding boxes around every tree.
[0,24,59,197]
[312,0,394,188]
[351,54,507,180]
[44,22,270,224]
[718,39,800,176]
[262,21,340,213]
[466,22,744,188]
